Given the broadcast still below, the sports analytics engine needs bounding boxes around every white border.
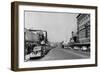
[18,5,96,68]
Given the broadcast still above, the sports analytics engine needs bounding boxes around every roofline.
[24,28,47,32]
[76,13,81,18]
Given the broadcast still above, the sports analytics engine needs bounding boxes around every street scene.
[38,46,90,61]
[24,11,90,62]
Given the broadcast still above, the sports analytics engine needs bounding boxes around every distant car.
[73,46,80,50]
[81,46,88,51]
[50,43,56,48]
[61,41,68,48]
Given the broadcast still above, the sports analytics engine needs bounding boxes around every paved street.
[39,46,90,61]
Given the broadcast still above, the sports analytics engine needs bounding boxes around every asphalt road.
[40,46,90,61]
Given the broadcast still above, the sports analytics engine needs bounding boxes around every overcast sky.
[25,11,78,42]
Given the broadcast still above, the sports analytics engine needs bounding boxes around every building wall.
[24,29,40,42]
[77,14,90,43]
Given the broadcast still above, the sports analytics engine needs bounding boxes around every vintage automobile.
[30,46,42,58]
[24,29,48,61]
[73,46,80,50]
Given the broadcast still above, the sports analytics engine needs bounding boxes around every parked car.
[81,46,88,51]
[24,29,48,61]
[73,46,80,50]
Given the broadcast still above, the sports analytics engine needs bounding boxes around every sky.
[25,11,78,42]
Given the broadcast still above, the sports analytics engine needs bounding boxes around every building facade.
[76,14,90,44]
[70,31,78,43]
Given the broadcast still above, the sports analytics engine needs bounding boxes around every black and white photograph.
[24,11,91,62]
[11,2,97,71]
